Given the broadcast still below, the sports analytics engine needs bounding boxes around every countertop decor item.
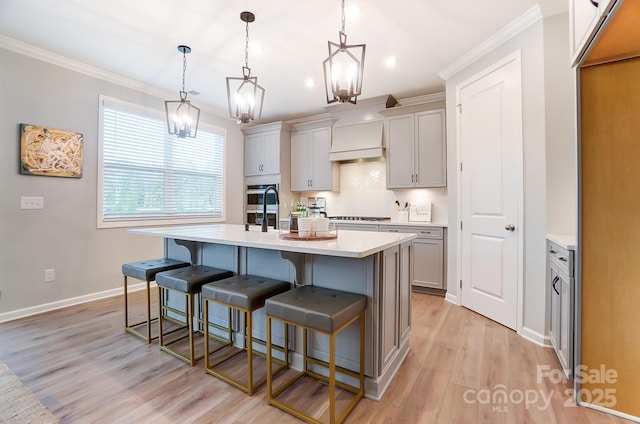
[322,0,366,105]
[165,45,200,138]
[409,203,432,222]
[226,11,265,124]
[19,124,83,178]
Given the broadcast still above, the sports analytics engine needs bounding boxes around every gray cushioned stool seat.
[265,285,367,333]
[156,265,233,294]
[122,258,190,282]
[202,275,291,310]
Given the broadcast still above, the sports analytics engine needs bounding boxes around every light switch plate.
[21,196,44,209]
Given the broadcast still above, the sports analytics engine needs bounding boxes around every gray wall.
[544,14,577,235]
[444,16,561,342]
[0,47,245,319]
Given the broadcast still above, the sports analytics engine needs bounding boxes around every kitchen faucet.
[262,185,279,232]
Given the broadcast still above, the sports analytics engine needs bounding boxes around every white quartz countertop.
[380,221,448,228]
[547,234,576,250]
[128,224,416,258]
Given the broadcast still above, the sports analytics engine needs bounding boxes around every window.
[98,96,225,228]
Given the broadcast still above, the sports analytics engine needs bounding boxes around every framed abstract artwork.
[19,124,83,178]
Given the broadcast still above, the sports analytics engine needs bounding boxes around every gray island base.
[128,224,416,400]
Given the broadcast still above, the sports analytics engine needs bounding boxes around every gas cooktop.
[329,216,391,221]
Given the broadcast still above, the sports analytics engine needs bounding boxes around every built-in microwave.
[246,183,279,226]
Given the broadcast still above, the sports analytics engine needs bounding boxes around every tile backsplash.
[302,160,448,222]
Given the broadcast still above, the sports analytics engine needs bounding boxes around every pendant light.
[165,45,201,138]
[226,11,265,124]
[323,0,366,104]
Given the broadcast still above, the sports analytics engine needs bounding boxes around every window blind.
[99,97,224,226]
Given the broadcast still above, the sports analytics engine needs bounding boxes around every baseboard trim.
[520,326,551,347]
[0,282,151,324]
[444,292,459,305]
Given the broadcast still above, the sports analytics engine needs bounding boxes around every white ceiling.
[0,0,567,123]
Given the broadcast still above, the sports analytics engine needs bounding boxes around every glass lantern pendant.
[226,11,265,124]
[323,0,366,104]
[165,45,200,138]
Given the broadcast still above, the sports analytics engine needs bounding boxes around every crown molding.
[396,92,446,106]
[438,4,543,81]
[0,34,230,119]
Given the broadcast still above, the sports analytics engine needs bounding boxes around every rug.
[0,359,59,423]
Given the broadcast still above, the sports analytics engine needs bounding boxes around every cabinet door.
[549,265,561,353]
[386,114,415,189]
[379,245,399,374]
[558,272,573,378]
[570,0,601,62]
[412,238,444,289]
[311,128,332,190]
[244,133,263,176]
[415,109,446,187]
[261,131,280,175]
[398,241,412,348]
[290,131,312,191]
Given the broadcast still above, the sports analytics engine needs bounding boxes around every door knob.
[505,224,515,231]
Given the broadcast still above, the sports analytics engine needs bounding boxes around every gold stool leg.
[187,292,194,365]
[123,275,129,330]
[330,331,336,424]
[246,310,254,395]
[267,315,273,402]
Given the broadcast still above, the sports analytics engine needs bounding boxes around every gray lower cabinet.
[378,241,412,375]
[547,239,575,379]
[381,225,446,292]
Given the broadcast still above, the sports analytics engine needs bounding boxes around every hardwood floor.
[0,292,633,423]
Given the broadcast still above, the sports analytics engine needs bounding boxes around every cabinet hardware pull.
[552,275,560,295]
[505,224,516,231]
[549,249,556,254]
[590,0,599,7]
[559,257,567,262]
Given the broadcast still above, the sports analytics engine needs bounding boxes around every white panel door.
[459,53,522,330]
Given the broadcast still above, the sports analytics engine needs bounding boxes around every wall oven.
[246,183,279,226]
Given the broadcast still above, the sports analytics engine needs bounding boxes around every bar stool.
[265,285,367,424]
[202,275,291,395]
[156,265,233,365]
[122,258,190,343]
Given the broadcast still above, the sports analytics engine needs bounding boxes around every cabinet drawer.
[381,225,443,239]
[548,241,574,277]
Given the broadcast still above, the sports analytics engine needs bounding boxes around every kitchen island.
[128,224,415,400]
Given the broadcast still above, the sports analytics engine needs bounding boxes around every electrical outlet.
[21,196,44,209]
[44,269,55,282]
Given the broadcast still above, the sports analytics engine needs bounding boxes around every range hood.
[329,120,384,162]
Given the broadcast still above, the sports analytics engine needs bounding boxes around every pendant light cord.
[245,19,250,69]
[182,50,187,93]
[341,0,346,34]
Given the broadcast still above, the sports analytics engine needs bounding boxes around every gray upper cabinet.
[570,0,616,65]
[385,108,446,189]
[242,122,290,177]
[290,119,339,192]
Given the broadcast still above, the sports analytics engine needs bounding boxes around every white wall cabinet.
[385,109,446,189]
[242,122,290,177]
[547,239,575,379]
[381,225,446,293]
[570,0,616,65]
[290,121,339,191]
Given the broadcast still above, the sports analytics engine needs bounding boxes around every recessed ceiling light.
[385,56,397,68]
[306,78,315,88]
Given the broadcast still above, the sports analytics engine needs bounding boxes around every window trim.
[97,95,227,229]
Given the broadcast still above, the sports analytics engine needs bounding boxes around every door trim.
[454,49,524,335]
